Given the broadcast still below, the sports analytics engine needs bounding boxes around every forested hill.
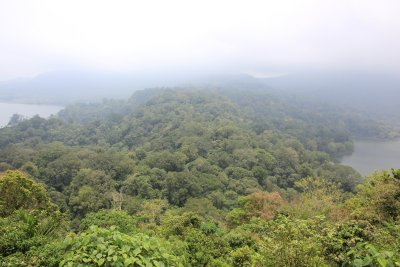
[0,88,394,193]
[1,88,400,266]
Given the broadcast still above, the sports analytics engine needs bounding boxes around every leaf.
[123,245,131,252]
[124,258,134,266]
[108,248,115,256]
[366,244,379,257]
[376,258,388,267]
[354,259,364,267]
[362,256,372,266]
[98,258,105,266]
[384,251,394,258]
[132,247,141,255]
[377,258,388,267]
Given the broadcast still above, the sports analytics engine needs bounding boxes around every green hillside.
[0,88,399,266]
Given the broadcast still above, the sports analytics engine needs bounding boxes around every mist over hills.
[0,70,227,104]
[0,71,269,104]
[263,71,400,120]
[0,71,182,104]
[1,70,399,123]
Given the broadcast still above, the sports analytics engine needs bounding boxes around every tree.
[0,170,54,217]
[68,169,116,217]
[346,169,400,222]
[227,191,284,226]
[0,171,67,264]
[7,114,25,126]
[79,210,137,234]
[284,177,344,219]
[182,198,221,220]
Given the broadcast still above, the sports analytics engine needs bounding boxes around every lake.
[0,102,63,127]
[341,140,400,176]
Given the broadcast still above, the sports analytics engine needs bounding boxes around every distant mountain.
[263,71,400,120]
[0,71,180,104]
[0,71,268,105]
[1,70,399,123]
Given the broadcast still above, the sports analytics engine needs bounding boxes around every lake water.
[341,140,400,176]
[0,102,63,127]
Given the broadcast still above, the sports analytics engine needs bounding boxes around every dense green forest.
[0,88,399,266]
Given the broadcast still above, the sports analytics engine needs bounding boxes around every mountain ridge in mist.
[263,71,400,120]
[1,70,399,122]
[0,71,267,104]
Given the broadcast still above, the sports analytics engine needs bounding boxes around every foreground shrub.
[60,225,184,266]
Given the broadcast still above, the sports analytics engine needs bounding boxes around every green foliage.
[26,240,65,267]
[182,197,221,220]
[0,170,54,216]
[0,204,67,264]
[161,212,203,237]
[0,88,398,266]
[0,211,47,257]
[60,225,184,267]
[80,210,138,234]
[161,212,229,266]
[260,215,328,267]
[322,220,375,265]
[345,242,400,267]
[68,169,116,217]
[183,228,228,266]
[284,177,344,219]
[224,228,257,250]
[135,199,169,225]
[230,246,260,267]
[347,169,400,223]
[0,171,67,265]
[227,191,284,226]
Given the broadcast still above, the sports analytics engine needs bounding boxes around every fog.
[1,0,400,118]
[1,0,400,81]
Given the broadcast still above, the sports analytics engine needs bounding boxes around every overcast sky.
[0,0,400,80]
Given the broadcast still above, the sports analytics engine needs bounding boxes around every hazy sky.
[1,0,400,80]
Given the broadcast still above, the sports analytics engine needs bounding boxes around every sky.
[0,0,400,81]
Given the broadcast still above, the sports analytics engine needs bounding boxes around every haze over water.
[0,102,63,127]
[342,140,400,176]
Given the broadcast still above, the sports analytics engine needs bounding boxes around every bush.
[345,242,400,267]
[79,210,138,234]
[0,170,54,217]
[60,225,184,266]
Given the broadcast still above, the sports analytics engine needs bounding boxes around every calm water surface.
[0,102,63,127]
[342,140,400,176]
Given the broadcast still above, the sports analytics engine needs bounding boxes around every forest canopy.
[0,88,399,266]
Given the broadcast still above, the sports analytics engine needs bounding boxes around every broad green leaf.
[377,258,388,267]
[98,258,105,266]
[354,259,364,267]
